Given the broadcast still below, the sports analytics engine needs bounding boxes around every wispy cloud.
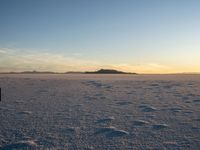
[102,63,171,74]
[0,49,7,53]
[0,48,15,54]
[0,48,102,72]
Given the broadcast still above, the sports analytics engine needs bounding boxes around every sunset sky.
[1,0,200,73]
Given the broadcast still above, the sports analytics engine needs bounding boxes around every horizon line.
[0,70,200,75]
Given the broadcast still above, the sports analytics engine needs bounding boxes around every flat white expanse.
[0,74,200,149]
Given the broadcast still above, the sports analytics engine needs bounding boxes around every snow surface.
[0,74,200,149]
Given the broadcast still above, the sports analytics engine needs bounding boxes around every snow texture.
[0,74,200,149]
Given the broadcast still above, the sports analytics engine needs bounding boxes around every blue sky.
[1,0,200,73]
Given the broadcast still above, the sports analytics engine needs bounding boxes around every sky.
[0,0,200,73]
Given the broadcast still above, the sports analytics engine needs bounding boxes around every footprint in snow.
[95,126,129,138]
[1,140,38,150]
[139,105,157,112]
[96,116,115,124]
[133,120,149,126]
[17,111,32,115]
[60,127,79,134]
[169,107,182,113]
[193,99,200,103]
[152,124,168,130]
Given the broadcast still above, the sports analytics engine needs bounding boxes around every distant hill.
[21,71,56,74]
[85,69,137,74]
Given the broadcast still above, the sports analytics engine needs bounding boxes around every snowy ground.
[0,74,200,150]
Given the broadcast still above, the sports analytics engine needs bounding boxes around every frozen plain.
[0,74,200,150]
